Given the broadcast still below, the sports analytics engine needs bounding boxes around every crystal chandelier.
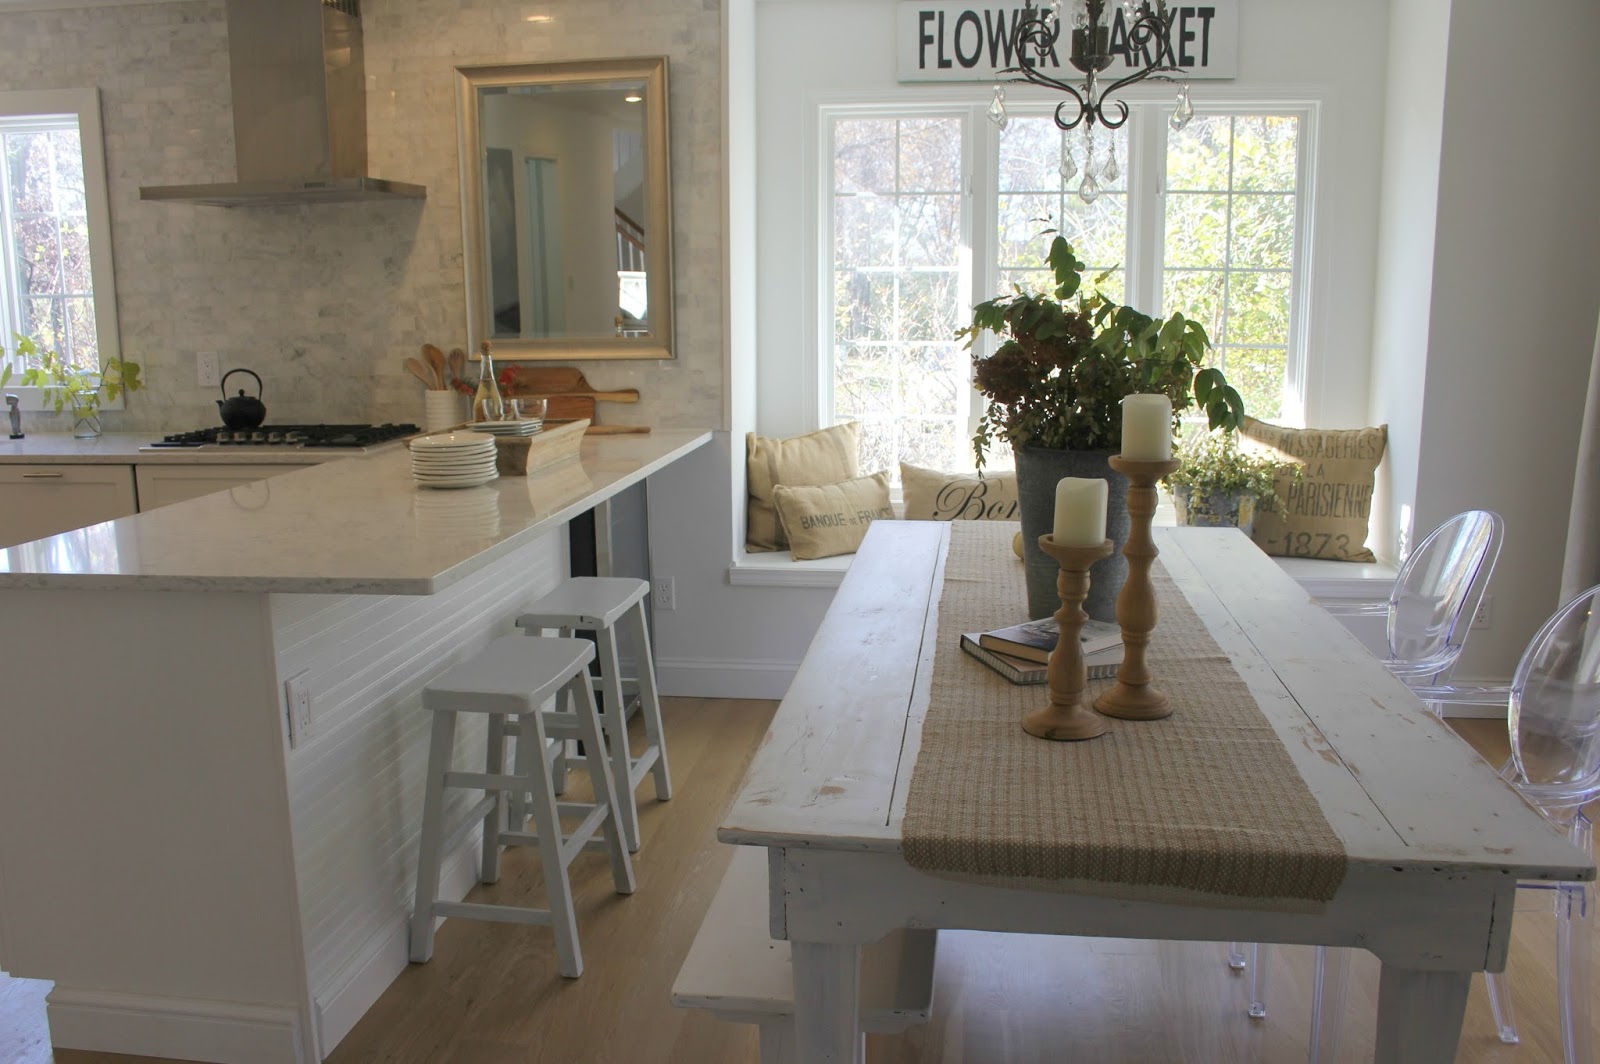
[988,0,1193,202]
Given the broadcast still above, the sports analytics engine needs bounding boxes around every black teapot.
[217,368,267,430]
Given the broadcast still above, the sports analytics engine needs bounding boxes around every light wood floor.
[0,707,1589,1063]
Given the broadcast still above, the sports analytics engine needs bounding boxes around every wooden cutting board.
[501,366,639,404]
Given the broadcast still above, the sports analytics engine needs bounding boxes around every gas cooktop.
[146,423,420,450]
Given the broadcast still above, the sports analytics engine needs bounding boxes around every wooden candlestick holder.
[1023,536,1117,742]
[1094,455,1182,721]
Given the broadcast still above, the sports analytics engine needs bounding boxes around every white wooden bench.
[671,846,937,1063]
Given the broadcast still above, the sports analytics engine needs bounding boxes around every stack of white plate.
[409,431,499,489]
[471,419,543,437]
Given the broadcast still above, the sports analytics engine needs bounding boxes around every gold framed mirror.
[455,57,673,361]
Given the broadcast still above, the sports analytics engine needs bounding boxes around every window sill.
[1,385,127,414]
[728,518,1396,599]
[728,549,852,589]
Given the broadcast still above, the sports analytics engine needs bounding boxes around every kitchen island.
[0,429,711,1063]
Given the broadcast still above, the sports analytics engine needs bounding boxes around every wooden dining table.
[719,520,1594,1064]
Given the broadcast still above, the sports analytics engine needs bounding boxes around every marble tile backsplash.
[0,0,724,436]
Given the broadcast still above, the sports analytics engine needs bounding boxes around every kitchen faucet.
[6,394,21,439]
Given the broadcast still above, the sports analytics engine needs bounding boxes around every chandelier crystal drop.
[1103,140,1120,183]
[987,0,1193,201]
[1171,83,1194,131]
[1058,138,1078,181]
[988,85,1010,131]
[1079,170,1101,204]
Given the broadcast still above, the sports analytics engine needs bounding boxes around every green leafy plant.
[1165,427,1290,505]
[959,235,1245,468]
[10,333,142,417]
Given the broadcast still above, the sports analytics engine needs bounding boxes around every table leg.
[791,941,862,1064]
[1374,965,1471,1064]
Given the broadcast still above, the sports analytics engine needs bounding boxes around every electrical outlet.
[653,576,676,611]
[285,671,313,747]
[196,351,221,388]
[1472,596,1493,630]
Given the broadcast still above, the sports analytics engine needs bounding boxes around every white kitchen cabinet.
[0,464,139,548]
[134,464,313,511]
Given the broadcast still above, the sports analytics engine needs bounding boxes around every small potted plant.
[10,333,142,439]
[1165,428,1290,537]
[959,234,1246,619]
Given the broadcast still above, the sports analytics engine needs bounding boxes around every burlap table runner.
[902,522,1347,908]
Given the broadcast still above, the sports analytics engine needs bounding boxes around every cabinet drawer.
[134,464,313,511]
[0,464,139,548]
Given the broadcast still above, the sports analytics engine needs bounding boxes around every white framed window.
[817,94,1315,474]
[0,88,121,407]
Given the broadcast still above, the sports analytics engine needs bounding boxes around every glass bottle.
[474,340,504,422]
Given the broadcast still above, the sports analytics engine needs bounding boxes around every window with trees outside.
[825,101,1308,478]
[0,89,120,395]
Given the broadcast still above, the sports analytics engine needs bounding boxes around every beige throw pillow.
[900,463,1019,522]
[746,423,860,552]
[1238,417,1388,562]
[773,472,895,561]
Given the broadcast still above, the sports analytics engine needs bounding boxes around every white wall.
[1366,0,1451,565]
[1407,0,1600,678]
[754,0,1393,440]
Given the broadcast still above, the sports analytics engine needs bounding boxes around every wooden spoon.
[421,344,448,390]
[448,348,467,388]
[404,357,437,390]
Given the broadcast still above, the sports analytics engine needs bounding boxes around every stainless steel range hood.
[139,0,424,207]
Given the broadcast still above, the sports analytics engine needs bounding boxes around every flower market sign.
[896,2,1238,82]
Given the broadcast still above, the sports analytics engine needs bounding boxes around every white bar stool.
[516,577,672,853]
[409,635,635,978]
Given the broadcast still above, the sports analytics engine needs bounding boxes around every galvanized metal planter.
[1014,447,1130,622]
[1171,484,1257,537]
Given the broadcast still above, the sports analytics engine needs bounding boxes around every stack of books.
[960,617,1123,685]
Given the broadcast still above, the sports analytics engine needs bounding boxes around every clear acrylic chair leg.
[1483,969,1520,1044]
[1227,941,1248,971]
[1307,946,1350,1064]
[1246,942,1267,1019]
[1557,814,1593,1064]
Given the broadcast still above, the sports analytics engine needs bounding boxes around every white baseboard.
[46,987,306,1064]
[656,655,798,700]
[314,834,482,1056]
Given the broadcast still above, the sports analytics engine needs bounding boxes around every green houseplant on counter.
[9,333,142,439]
[1165,428,1289,538]
[958,235,1246,620]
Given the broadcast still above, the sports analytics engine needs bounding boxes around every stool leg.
[595,623,642,852]
[520,704,585,979]
[627,599,672,801]
[571,673,636,897]
[481,713,505,885]
[409,709,458,964]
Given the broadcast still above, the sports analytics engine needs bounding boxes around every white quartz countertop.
[0,430,712,594]
[0,432,379,464]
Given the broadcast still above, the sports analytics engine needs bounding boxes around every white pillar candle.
[1052,477,1108,547]
[1121,393,1174,460]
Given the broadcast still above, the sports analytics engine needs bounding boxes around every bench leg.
[480,713,505,884]
[408,709,457,964]
[572,673,637,897]
[595,623,642,852]
[792,941,862,1064]
[521,704,585,978]
[627,599,672,802]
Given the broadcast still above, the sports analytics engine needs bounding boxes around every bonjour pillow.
[772,472,895,560]
[899,463,1019,522]
[1238,416,1388,562]
[746,422,860,552]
